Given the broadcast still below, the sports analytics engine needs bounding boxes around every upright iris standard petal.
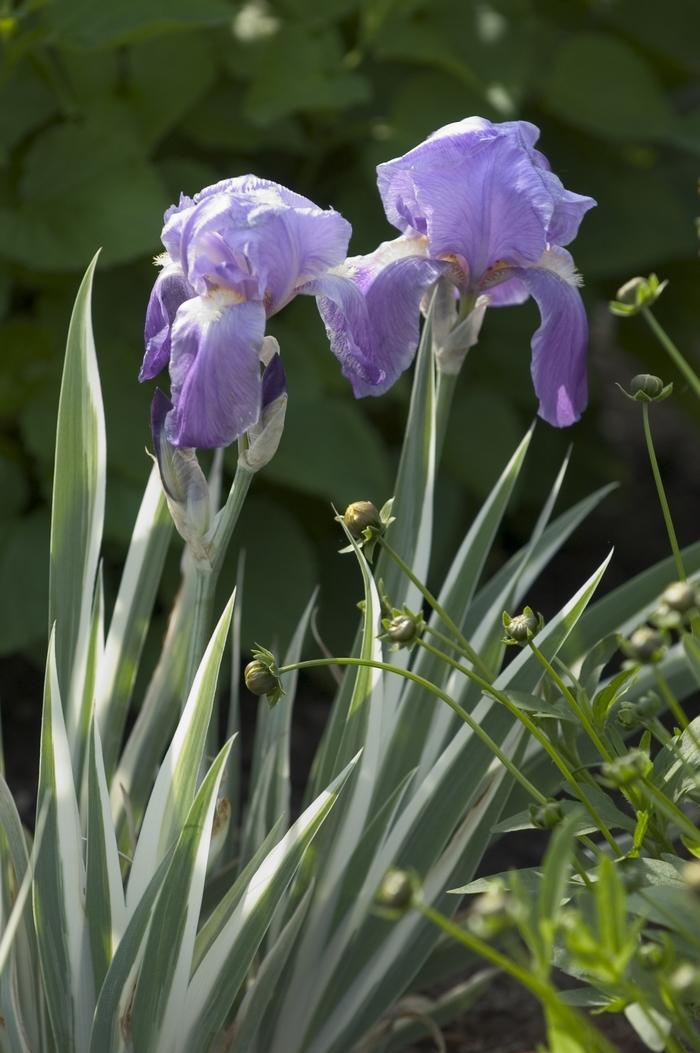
[307,237,444,396]
[141,263,194,381]
[166,296,267,449]
[514,250,589,427]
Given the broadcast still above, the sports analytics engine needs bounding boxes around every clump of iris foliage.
[1,115,700,1053]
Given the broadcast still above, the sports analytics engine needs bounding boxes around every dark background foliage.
[0,0,698,688]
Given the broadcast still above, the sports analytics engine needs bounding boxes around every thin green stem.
[415,639,622,854]
[378,537,494,680]
[417,904,619,1053]
[642,306,700,403]
[528,641,614,762]
[278,656,546,804]
[641,403,686,581]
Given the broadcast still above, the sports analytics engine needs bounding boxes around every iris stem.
[641,307,700,403]
[414,638,621,854]
[641,403,686,582]
[378,537,493,681]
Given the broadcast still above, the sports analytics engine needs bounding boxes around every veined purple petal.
[140,263,194,381]
[306,236,444,397]
[161,176,351,310]
[166,295,266,448]
[376,117,595,283]
[515,249,588,427]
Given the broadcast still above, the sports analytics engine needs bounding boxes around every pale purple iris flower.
[140,176,379,448]
[316,118,596,426]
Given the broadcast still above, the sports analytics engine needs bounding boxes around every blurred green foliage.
[0,0,698,661]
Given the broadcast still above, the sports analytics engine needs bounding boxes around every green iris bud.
[638,942,667,970]
[468,884,515,939]
[343,501,380,539]
[616,373,673,404]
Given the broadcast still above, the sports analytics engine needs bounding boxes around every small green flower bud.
[468,884,515,939]
[662,581,698,614]
[631,374,664,399]
[529,799,564,829]
[638,941,666,970]
[683,860,700,894]
[387,615,418,643]
[244,659,278,696]
[602,749,652,788]
[343,501,380,539]
[616,702,640,730]
[375,868,416,914]
[502,606,543,645]
[624,626,666,664]
[609,274,668,317]
[635,693,662,720]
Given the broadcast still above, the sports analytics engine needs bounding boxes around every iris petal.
[166,296,266,448]
[306,236,444,397]
[515,249,588,427]
[140,264,194,381]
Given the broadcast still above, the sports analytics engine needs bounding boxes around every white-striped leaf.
[49,252,106,765]
[126,591,235,913]
[33,630,94,1052]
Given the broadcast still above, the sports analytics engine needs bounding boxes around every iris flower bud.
[638,942,667,970]
[380,607,425,650]
[468,884,515,939]
[617,374,673,403]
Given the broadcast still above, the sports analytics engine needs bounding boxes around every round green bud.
[616,277,646,305]
[386,614,419,644]
[629,374,664,399]
[683,860,700,895]
[616,702,640,729]
[376,868,415,913]
[635,693,662,720]
[505,608,540,644]
[626,626,665,664]
[529,800,564,829]
[468,885,515,939]
[602,749,652,788]
[638,942,666,970]
[343,501,380,539]
[662,581,697,614]
[244,659,278,696]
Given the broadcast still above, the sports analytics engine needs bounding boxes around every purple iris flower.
[140,176,365,448]
[316,118,596,426]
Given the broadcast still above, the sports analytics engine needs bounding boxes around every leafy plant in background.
[1,0,700,665]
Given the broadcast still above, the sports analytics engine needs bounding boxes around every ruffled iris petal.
[140,264,194,381]
[166,297,266,449]
[514,250,588,427]
[307,236,444,397]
